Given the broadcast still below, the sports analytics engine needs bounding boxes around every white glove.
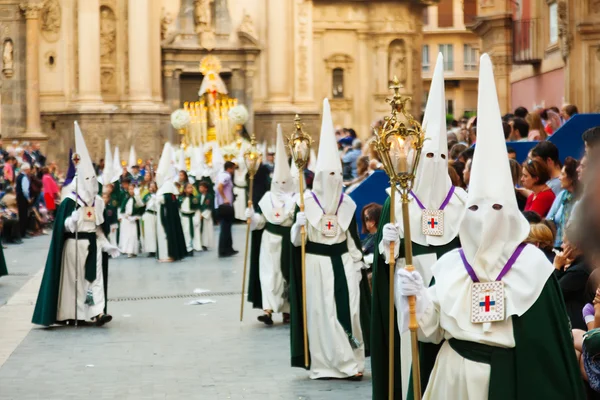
[71,209,81,223]
[245,207,255,219]
[102,243,121,258]
[382,223,399,244]
[157,195,165,205]
[134,187,140,196]
[295,212,307,227]
[395,268,432,333]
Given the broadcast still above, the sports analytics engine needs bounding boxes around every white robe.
[233,167,247,221]
[199,193,214,249]
[180,196,202,252]
[142,194,158,254]
[56,195,108,321]
[379,187,467,400]
[253,193,294,313]
[291,193,365,379]
[414,246,553,399]
[118,198,139,255]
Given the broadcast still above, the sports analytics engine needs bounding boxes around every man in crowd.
[511,117,530,142]
[562,104,579,122]
[216,161,237,258]
[342,139,362,180]
[531,141,563,195]
[16,162,32,238]
[31,142,46,167]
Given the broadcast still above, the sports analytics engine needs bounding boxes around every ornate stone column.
[163,67,182,142]
[21,2,46,138]
[128,0,154,108]
[266,0,292,107]
[77,0,103,107]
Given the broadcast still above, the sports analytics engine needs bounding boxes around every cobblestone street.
[0,226,371,400]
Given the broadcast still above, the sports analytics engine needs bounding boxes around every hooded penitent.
[399,53,466,247]
[63,148,76,188]
[271,124,294,200]
[308,148,317,171]
[74,121,98,206]
[304,98,355,232]
[156,143,178,195]
[458,54,530,281]
[102,140,113,185]
[127,145,137,173]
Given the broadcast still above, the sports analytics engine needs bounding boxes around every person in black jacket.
[15,163,32,238]
[553,228,593,330]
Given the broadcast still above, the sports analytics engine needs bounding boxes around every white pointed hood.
[312,98,343,214]
[290,157,300,190]
[156,143,178,195]
[459,54,530,280]
[73,121,98,205]
[102,139,113,186]
[127,145,137,173]
[113,146,121,182]
[397,53,466,247]
[271,124,293,199]
[308,148,317,171]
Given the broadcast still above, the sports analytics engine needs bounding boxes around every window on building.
[423,7,429,26]
[446,99,454,116]
[463,0,477,25]
[437,0,454,27]
[422,45,430,72]
[332,68,344,99]
[463,44,478,71]
[549,2,558,44]
[439,44,454,71]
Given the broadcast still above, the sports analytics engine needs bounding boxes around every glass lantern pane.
[387,134,417,175]
[292,139,310,163]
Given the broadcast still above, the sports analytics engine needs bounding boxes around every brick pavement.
[0,225,371,400]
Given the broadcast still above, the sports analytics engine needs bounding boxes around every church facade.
[0,0,429,162]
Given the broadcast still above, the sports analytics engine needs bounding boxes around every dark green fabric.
[32,198,76,326]
[371,197,460,400]
[289,207,369,370]
[247,229,264,309]
[65,232,97,282]
[102,252,109,314]
[265,222,292,285]
[160,194,187,261]
[181,212,195,239]
[0,240,7,278]
[439,276,585,400]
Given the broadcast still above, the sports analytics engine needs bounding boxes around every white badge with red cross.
[321,215,338,237]
[471,281,505,324]
[83,207,96,222]
[272,207,284,224]
[421,209,444,236]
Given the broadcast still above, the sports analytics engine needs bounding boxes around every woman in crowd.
[41,166,59,218]
[360,202,381,266]
[526,111,547,141]
[344,156,369,194]
[522,158,556,217]
[526,222,556,262]
[547,156,580,248]
[509,158,528,210]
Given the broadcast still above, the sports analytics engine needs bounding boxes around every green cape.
[247,229,264,309]
[289,208,371,369]
[371,197,460,400]
[160,194,187,261]
[32,197,76,326]
[0,240,7,278]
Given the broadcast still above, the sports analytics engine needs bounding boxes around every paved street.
[0,225,371,400]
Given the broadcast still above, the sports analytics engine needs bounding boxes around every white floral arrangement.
[221,143,239,161]
[170,109,191,130]
[228,104,249,126]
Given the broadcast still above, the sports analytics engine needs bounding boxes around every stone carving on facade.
[2,39,13,78]
[20,2,44,19]
[214,0,232,37]
[238,11,258,44]
[40,0,61,42]
[556,0,572,61]
[161,8,176,43]
[194,0,213,32]
[100,6,117,95]
[388,39,407,86]
[296,0,310,94]
[591,0,600,13]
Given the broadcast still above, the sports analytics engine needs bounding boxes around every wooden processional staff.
[371,77,426,400]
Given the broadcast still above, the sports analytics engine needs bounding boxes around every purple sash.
[458,243,527,282]
[410,186,455,211]
[311,192,344,216]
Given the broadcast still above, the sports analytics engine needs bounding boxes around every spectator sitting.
[344,156,369,194]
[0,186,21,244]
[509,158,528,211]
[514,106,529,119]
[562,104,579,122]
[507,147,517,160]
[525,222,556,263]
[502,121,512,141]
[531,141,563,195]
[511,117,530,142]
[521,158,556,217]
[449,143,467,161]
[341,138,362,181]
[582,126,600,154]
[526,112,547,141]
[360,202,382,265]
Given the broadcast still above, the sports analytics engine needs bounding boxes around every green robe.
[101,207,111,314]
[247,203,264,310]
[32,198,76,326]
[371,197,461,400]
[0,241,7,278]
[160,193,187,261]
[178,194,201,239]
[289,208,371,369]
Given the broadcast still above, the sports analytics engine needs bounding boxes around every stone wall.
[254,111,321,147]
[0,2,26,139]
[41,111,170,165]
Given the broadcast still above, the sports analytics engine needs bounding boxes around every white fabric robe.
[199,193,214,249]
[291,193,365,379]
[142,194,157,254]
[233,167,247,221]
[253,193,294,313]
[379,187,467,400]
[118,198,139,255]
[180,197,202,252]
[413,245,553,399]
[56,195,108,321]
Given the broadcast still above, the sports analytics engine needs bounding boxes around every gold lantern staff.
[371,77,425,400]
[240,134,262,321]
[287,114,312,368]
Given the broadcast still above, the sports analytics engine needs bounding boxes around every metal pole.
[74,169,79,327]
[239,175,254,321]
[388,186,396,399]
[299,172,309,368]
